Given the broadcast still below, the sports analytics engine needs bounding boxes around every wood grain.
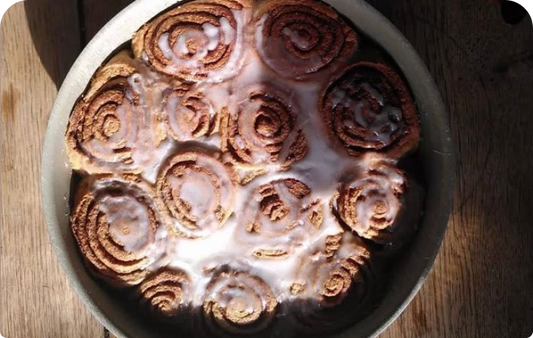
[365,1,533,337]
[0,2,103,338]
[1,0,532,338]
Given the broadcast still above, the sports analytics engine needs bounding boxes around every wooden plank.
[365,0,533,337]
[0,2,104,338]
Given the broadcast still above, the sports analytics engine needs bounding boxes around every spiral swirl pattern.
[221,84,307,172]
[66,52,148,174]
[333,160,406,245]
[133,0,251,82]
[138,269,192,323]
[239,178,323,259]
[164,86,220,142]
[255,0,357,81]
[71,175,165,287]
[321,62,420,158]
[290,234,373,334]
[201,269,277,336]
[156,150,237,238]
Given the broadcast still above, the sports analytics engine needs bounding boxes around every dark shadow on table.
[24,0,134,88]
[366,0,533,337]
[24,0,81,88]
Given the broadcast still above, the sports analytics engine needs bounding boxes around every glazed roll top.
[133,0,252,83]
[164,84,221,142]
[66,52,144,174]
[289,233,373,334]
[65,51,172,178]
[156,149,238,238]
[221,83,308,176]
[332,157,417,247]
[71,175,168,287]
[255,0,357,81]
[200,268,278,336]
[238,178,323,259]
[321,62,420,158]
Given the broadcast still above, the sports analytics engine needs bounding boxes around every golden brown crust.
[138,269,192,323]
[156,149,238,238]
[219,84,308,177]
[70,175,164,288]
[254,0,357,81]
[132,0,252,81]
[200,269,278,336]
[321,61,420,159]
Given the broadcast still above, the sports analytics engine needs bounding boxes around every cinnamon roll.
[321,62,420,158]
[138,269,192,324]
[65,0,426,333]
[290,233,373,334]
[255,0,357,81]
[200,268,277,336]
[332,157,414,247]
[156,150,238,238]
[238,178,323,259]
[164,85,221,143]
[71,175,168,288]
[65,51,172,178]
[220,83,307,176]
[132,0,252,83]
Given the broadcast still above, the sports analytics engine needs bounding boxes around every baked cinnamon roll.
[71,175,168,288]
[220,83,307,180]
[255,0,357,81]
[199,268,277,336]
[66,52,166,175]
[237,178,323,259]
[332,156,419,248]
[321,62,420,158]
[156,150,238,238]
[164,84,221,143]
[133,0,252,83]
[138,269,192,324]
[289,233,373,334]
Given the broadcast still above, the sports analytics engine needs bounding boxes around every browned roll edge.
[132,0,252,81]
[321,61,420,159]
[255,0,358,81]
[71,174,162,288]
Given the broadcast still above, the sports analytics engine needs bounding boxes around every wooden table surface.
[1,0,532,337]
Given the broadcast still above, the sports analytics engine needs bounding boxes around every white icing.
[77,6,405,308]
[175,174,215,219]
[158,9,249,83]
[338,156,405,233]
[202,23,221,51]
[134,45,370,305]
[220,17,234,44]
[330,82,404,145]
[100,195,151,252]
[282,27,312,50]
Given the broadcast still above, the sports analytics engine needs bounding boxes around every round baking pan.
[41,0,455,337]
